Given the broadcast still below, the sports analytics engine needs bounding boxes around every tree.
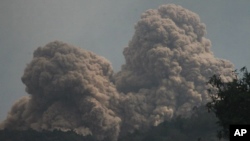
[206,67,250,139]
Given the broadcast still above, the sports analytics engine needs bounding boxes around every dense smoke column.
[115,4,234,133]
[0,41,121,141]
[0,4,237,141]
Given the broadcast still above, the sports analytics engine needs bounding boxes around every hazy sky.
[0,0,249,121]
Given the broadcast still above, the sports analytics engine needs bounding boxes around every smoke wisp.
[0,4,234,141]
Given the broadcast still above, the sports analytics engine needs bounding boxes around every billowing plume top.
[116,4,233,91]
[23,41,114,98]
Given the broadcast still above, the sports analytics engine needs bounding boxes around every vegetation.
[207,67,250,139]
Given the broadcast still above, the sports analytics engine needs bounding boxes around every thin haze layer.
[0,4,234,141]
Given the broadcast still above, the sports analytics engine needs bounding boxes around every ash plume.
[0,41,121,141]
[115,4,234,133]
[1,4,235,141]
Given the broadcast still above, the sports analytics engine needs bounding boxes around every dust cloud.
[0,4,234,141]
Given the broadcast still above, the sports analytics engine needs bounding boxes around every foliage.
[207,67,250,139]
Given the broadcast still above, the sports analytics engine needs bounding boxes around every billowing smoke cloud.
[115,4,234,134]
[0,41,122,141]
[0,4,234,141]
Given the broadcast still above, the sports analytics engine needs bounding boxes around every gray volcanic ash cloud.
[115,4,234,133]
[1,4,234,141]
[0,41,121,141]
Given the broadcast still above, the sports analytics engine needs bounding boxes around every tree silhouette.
[207,67,250,139]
